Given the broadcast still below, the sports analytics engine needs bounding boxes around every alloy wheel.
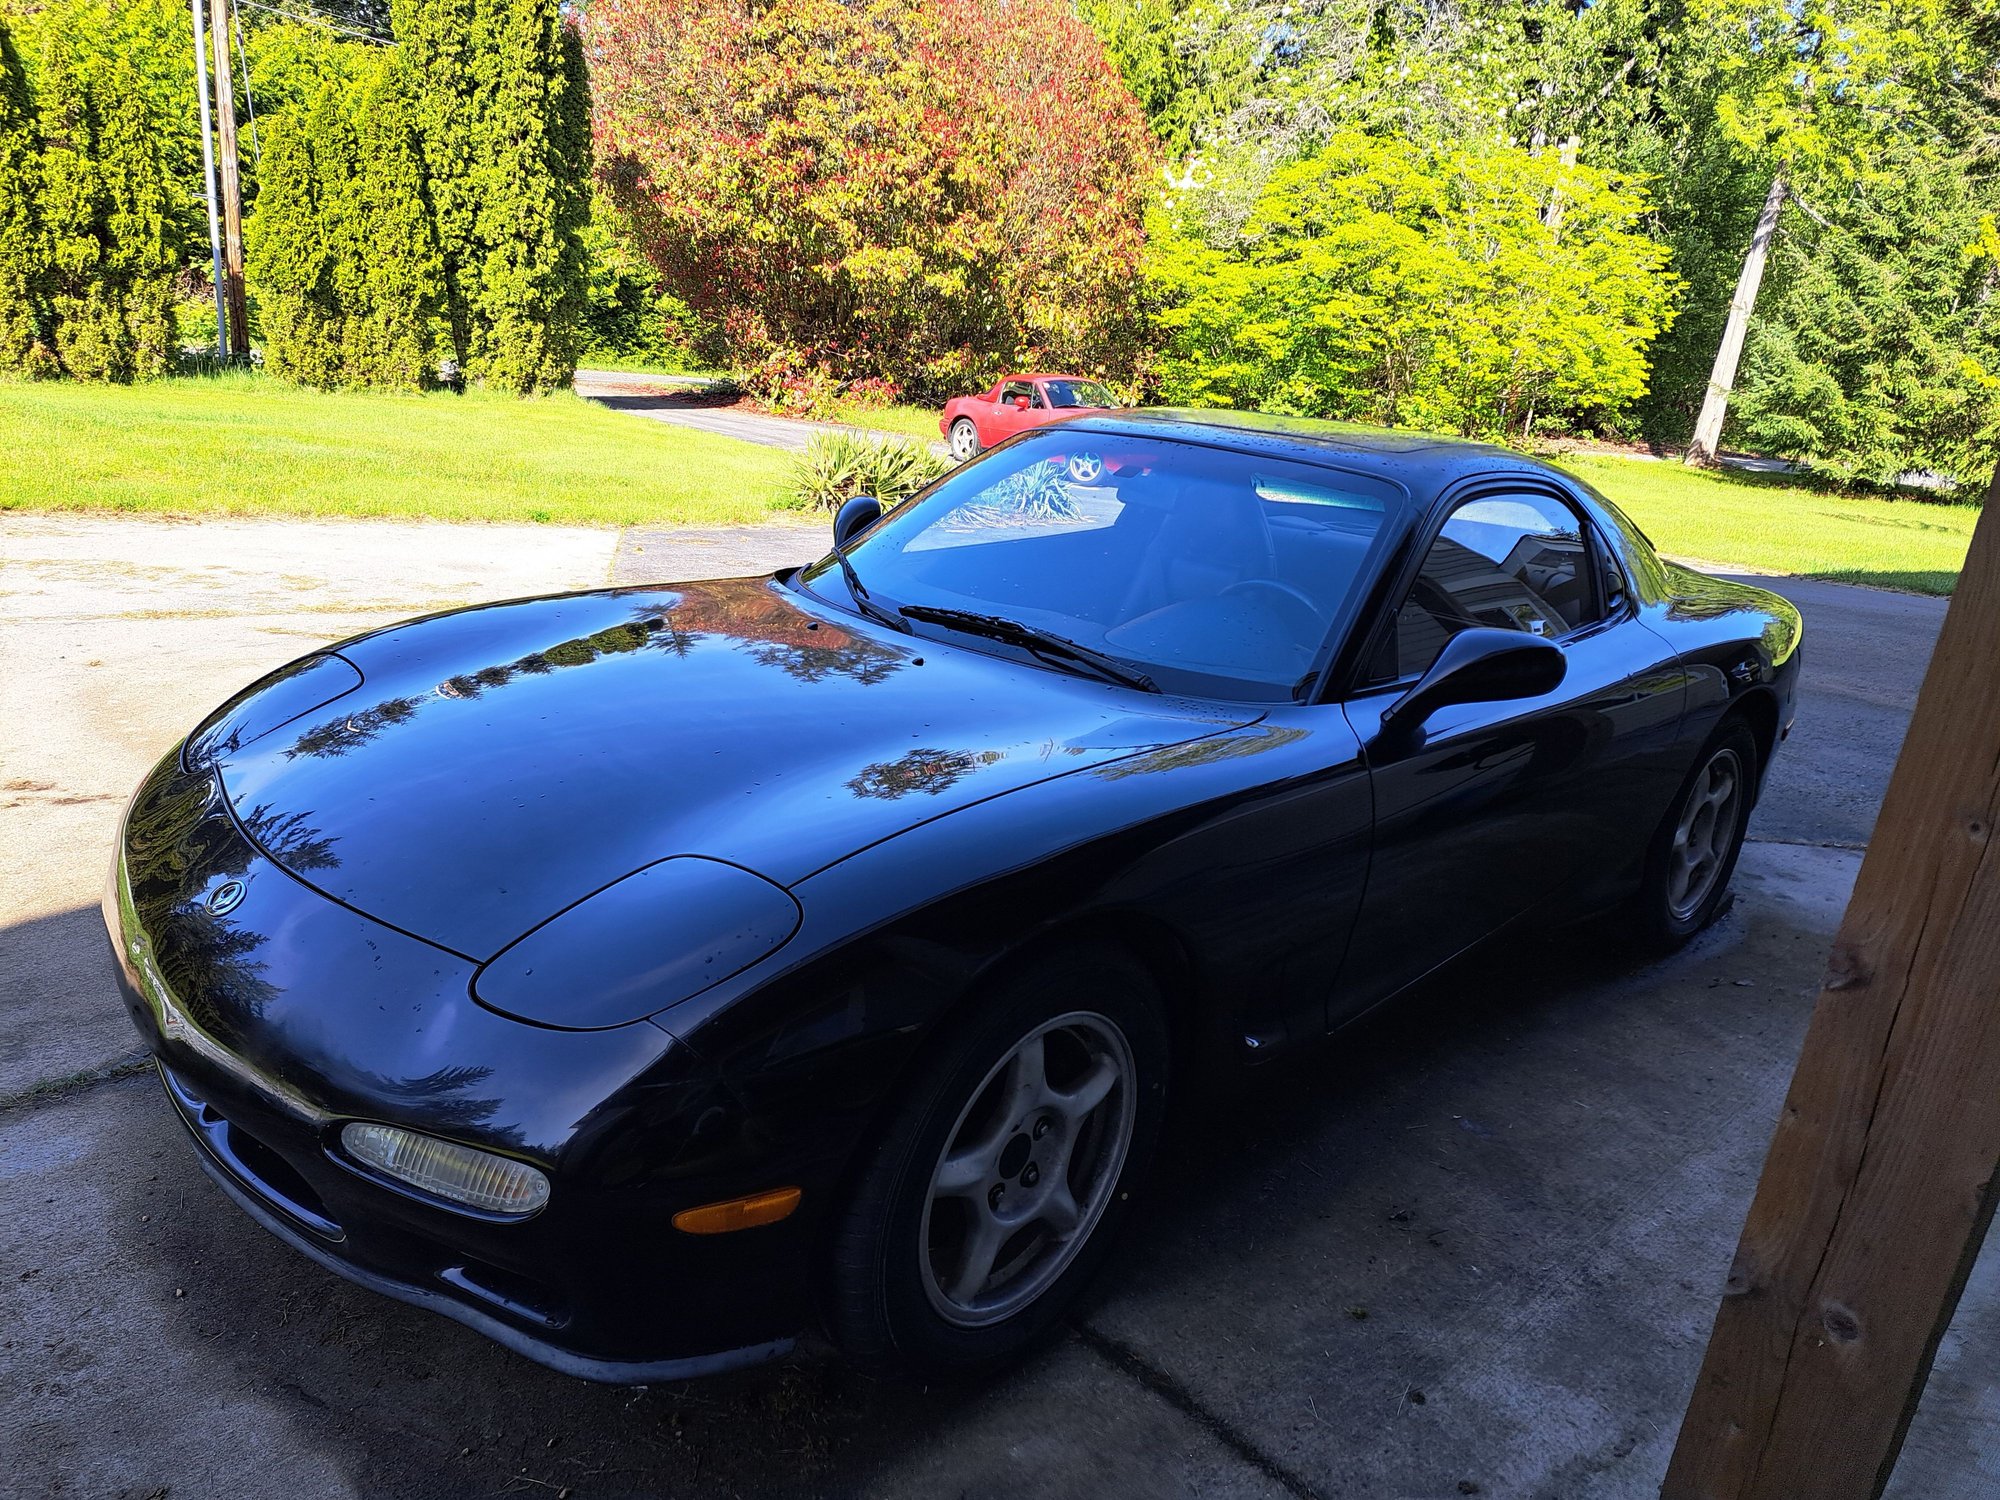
[950,421,979,462]
[1667,747,1744,920]
[1065,452,1104,484]
[918,1010,1136,1328]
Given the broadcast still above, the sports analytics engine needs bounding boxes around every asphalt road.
[1,516,1986,1500]
[574,369,947,454]
[1710,571,1947,850]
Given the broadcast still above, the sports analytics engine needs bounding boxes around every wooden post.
[1664,464,2000,1499]
[208,0,250,359]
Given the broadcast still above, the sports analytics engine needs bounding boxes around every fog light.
[340,1122,550,1216]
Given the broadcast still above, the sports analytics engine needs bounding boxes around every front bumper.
[155,1060,790,1382]
[105,749,811,1382]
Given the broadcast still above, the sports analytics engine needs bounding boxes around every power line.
[235,0,393,45]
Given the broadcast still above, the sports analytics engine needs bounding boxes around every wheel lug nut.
[1033,1118,1050,1139]
[1021,1163,1040,1187]
[988,1184,1004,1209]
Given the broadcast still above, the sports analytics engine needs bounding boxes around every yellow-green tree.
[1147,132,1679,439]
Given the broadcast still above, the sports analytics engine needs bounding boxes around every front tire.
[827,946,1169,1378]
[948,418,981,463]
[1638,719,1757,946]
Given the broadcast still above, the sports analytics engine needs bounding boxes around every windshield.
[796,430,1403,701]
[1041,379,1118,409]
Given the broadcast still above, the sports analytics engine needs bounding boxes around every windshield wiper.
[832,544,910,634]
[899,606,1158,692]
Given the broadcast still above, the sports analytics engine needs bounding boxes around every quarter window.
[1376,491,1601,680]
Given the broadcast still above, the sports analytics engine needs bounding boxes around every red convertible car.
[940,375,1122,463]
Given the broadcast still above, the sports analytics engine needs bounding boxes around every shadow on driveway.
[4,840,1904,1500]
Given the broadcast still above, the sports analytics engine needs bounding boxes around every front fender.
[644,709,1371,1225]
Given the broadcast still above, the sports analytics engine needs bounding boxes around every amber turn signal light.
[672,1186,803,1235]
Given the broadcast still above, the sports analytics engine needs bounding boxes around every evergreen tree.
[0,20,54,375]
[1734,126,2000,489]
[348,59,440,385]
[392,0,590,393]
[36,5,178,380]
[248,57,440,389]
[248,79,349,386]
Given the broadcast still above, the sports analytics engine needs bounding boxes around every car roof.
[996,373,1089,383]
[1058,408,1581,501]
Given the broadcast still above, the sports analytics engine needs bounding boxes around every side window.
[1375,492,1602,680]
[998,380,1036,406]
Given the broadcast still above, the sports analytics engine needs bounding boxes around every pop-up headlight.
[473,856,802,1030]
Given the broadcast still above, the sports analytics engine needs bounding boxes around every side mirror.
[833,494,882,551]
[1013,395,1031,410]
[1377,627,1565,741]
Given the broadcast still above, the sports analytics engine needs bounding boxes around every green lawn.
[833,402,945,441]
[0,372,798,526]
[1,376,1975,594]
[1560,454,1977,597]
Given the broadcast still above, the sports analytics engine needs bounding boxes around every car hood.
[200,576,1254,959]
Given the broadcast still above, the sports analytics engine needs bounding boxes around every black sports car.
[107,411,1801,1381]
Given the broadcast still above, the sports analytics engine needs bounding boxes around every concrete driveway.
[2,516,1991,1500]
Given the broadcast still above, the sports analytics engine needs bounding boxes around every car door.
[989,379,1043,442]
[1328,480,1687,1025]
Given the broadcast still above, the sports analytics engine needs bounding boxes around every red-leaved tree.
[584,0,1157,403]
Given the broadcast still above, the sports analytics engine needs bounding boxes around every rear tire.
[949,418,981,463]
[1637,718,1757,947]
[827,945,1169,1378]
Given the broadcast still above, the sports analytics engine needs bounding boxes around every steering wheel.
[1221,578,1328,640]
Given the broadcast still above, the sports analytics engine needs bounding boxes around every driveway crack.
[0,1051,152,1114]
[1071,1320,1334,1500]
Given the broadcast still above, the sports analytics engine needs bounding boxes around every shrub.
[842,376,903,409]
[247,79,349,388]
[784,431,951,512]
[746,348,848,420]
[586,0,1158,400]
[579,187,715,370]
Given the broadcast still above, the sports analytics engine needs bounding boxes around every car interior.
[850,436,1401,698]
[1370,497,1598,681]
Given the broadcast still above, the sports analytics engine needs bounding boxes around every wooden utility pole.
[1684,174,1786,468]
[1664,462,2000,1500]
[207,0,250,359]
